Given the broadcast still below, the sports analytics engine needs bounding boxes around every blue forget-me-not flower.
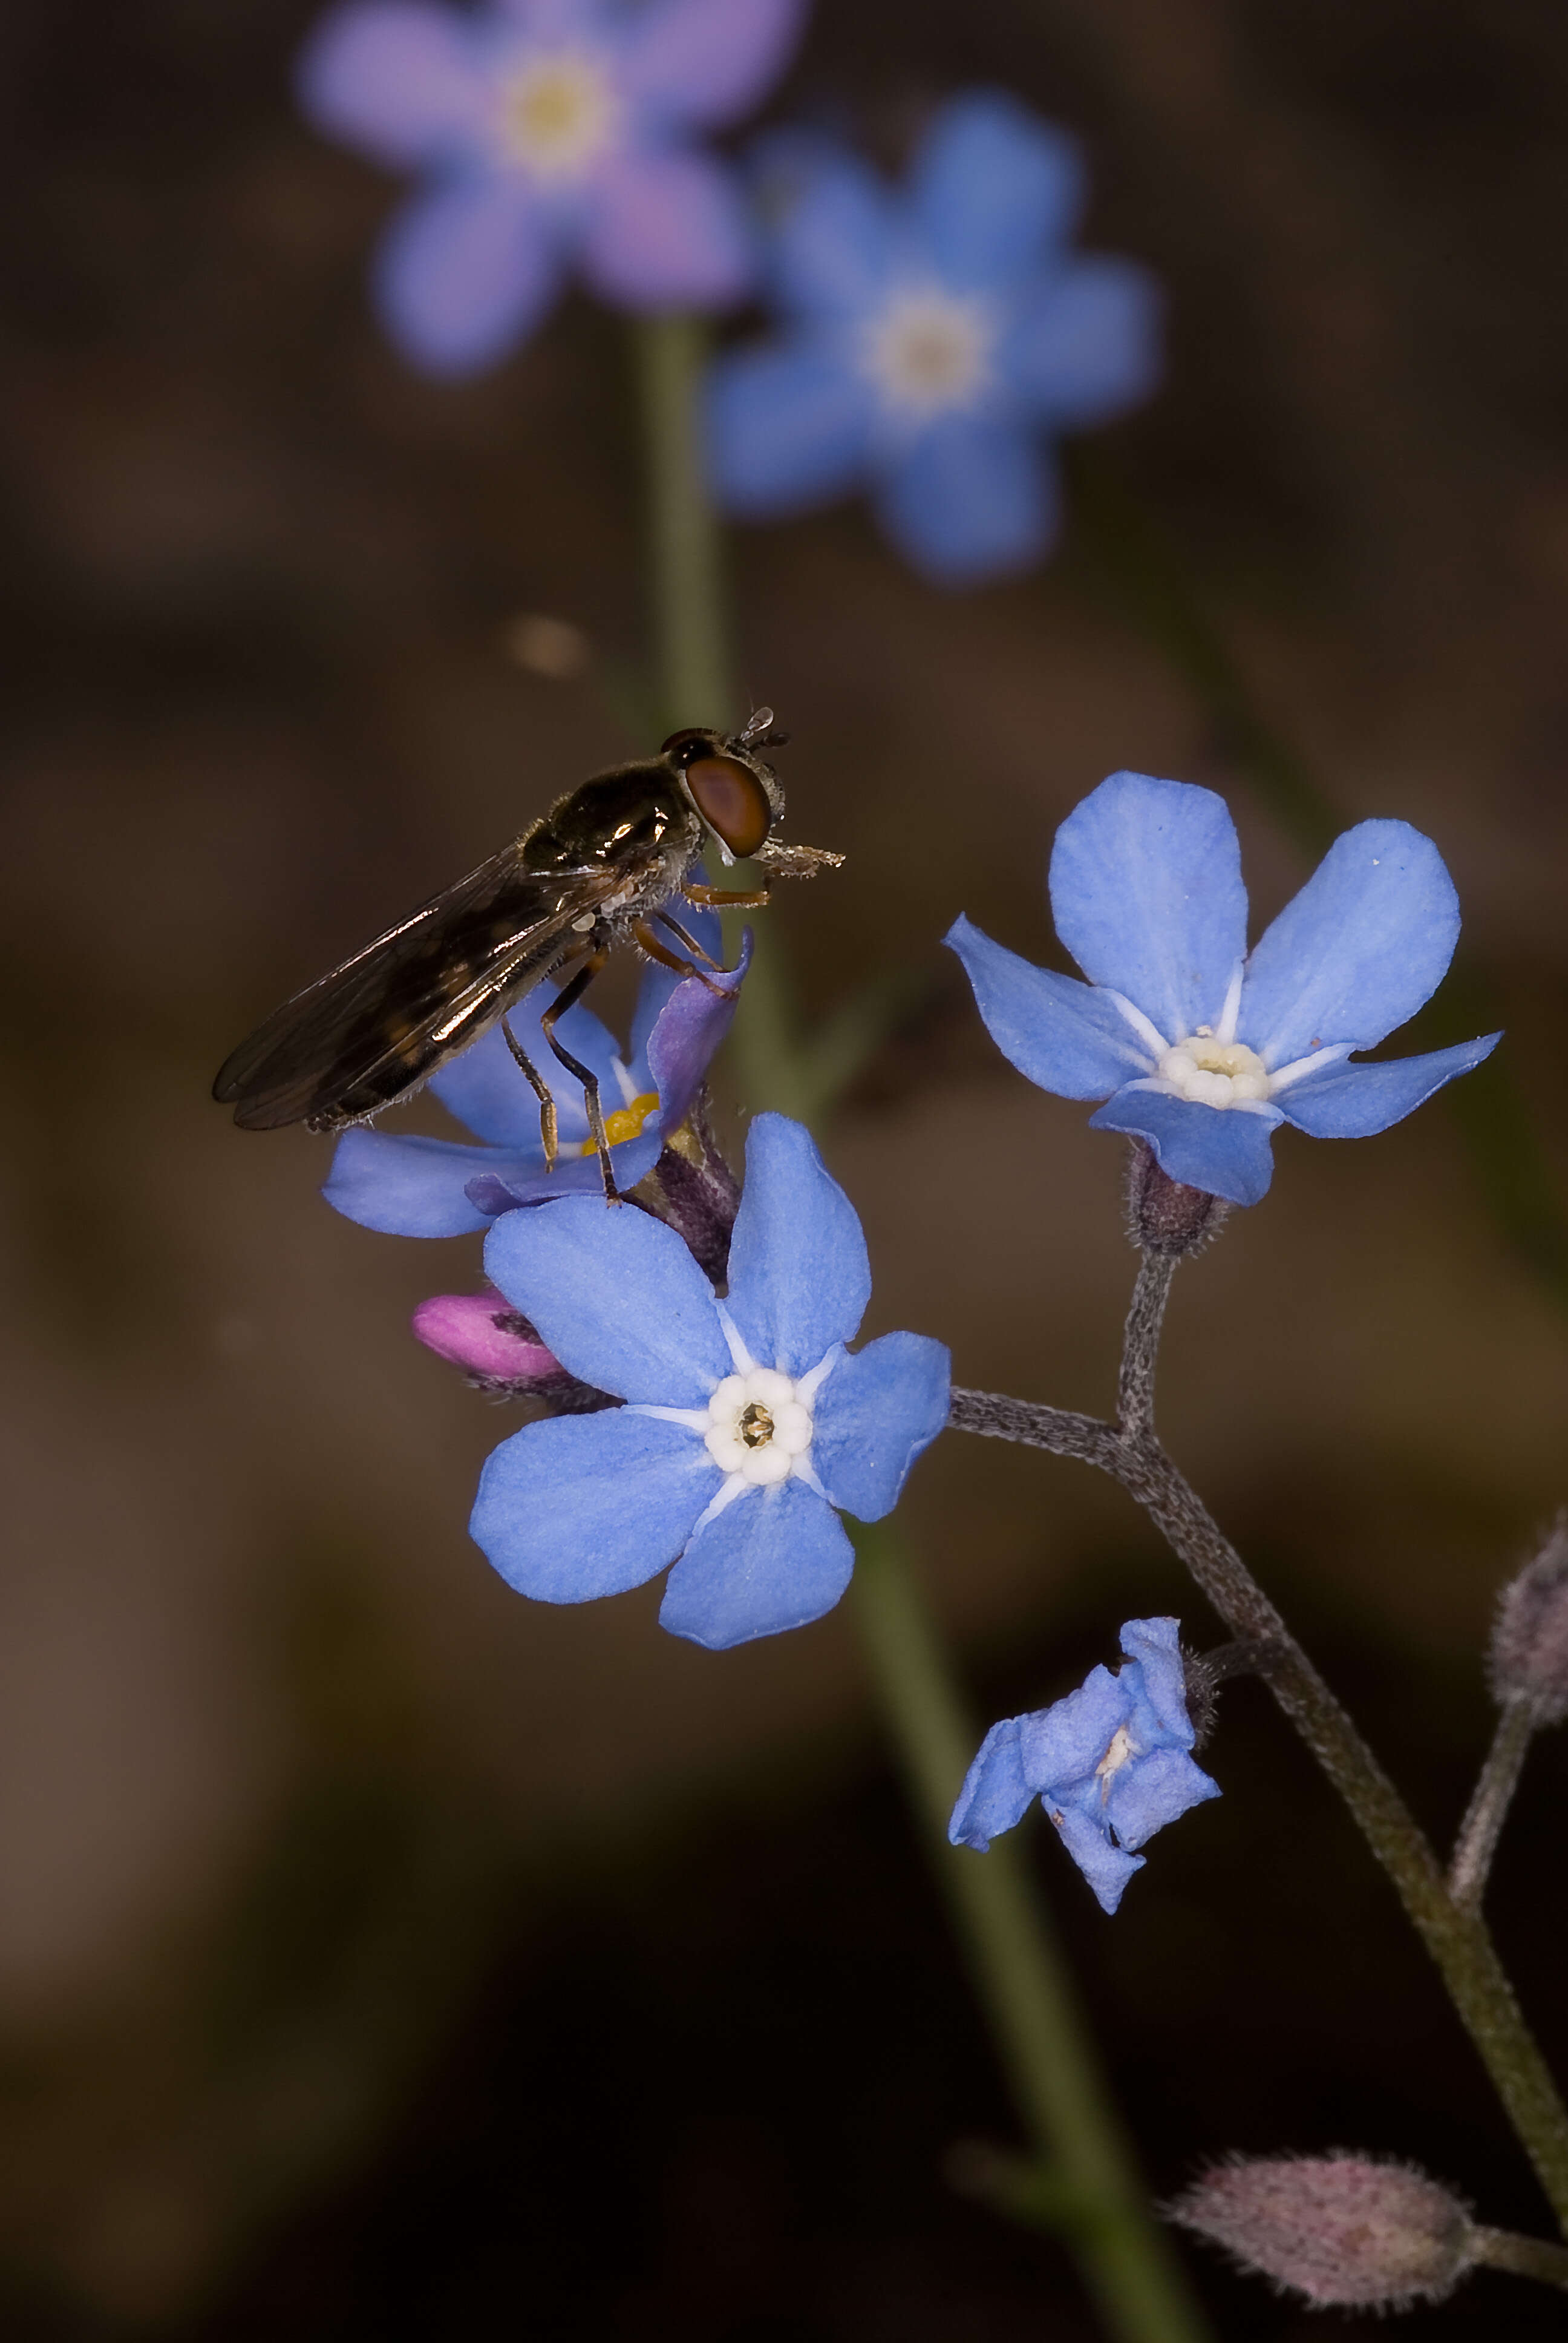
[468,1113,950,1648]
[947,771,1500,1207]
[705,92,1161,585]
[325,906,749,1237]
[950,1616,1220,1913]
[298,0,807,374]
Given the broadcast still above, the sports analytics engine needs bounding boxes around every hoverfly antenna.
[739,705,776,743]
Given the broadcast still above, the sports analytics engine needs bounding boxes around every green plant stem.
[633,314,1213,2343]
[852,1525,1210,2343]
[634,315,732,729]
[948,1257,1568,2230]
[1471,2226,1568,2289]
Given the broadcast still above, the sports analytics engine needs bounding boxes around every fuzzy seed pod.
[1168,2152,1474,2310]
[1489,1518,1568,1723]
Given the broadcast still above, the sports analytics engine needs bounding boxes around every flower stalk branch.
[1448,1696,1538,1913]
[949,1257,1568,2230]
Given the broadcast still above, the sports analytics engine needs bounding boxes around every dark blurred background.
[3,0,1568,2335]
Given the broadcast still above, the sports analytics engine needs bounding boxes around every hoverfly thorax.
[661,716,784,866]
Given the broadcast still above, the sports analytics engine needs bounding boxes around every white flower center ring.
[704,1368,815,1487]
[1157,1032,1271,1108]
[861,287,995,421]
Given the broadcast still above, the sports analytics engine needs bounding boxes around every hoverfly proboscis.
[212,710,841,1202]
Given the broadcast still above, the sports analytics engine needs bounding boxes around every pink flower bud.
[1490,1517,1568,1723]
[413,1291,561,1388]
[1169,2153,1474,2309]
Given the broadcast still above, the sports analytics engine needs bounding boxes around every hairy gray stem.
[1469,2225,1568,2289]
[1118,1253,1177,1437]
[946,1253,1568,2228]
[1448,1696,1539,1913]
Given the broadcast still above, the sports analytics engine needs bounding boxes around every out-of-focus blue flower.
[324,909,750,1237]
[469,1113,950,1648]
[947,771,1501,1207]
[949,1617,1219,1913]
[705,92,1160,585]
[299,0,808,373]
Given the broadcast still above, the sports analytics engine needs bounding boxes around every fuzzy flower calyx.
[467,1114,950,1648]
[1490,1515,1568,1724]
[948,770,1500,1206]
[299,0,807,374]
[949,1617,1220,1912]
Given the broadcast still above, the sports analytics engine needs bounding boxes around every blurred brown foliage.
[1,0,1566,2334]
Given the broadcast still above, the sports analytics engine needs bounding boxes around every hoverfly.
[212,710,841,1199]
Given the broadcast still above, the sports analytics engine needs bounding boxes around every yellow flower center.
[581,1090,659,1153]
[497,56,618,179]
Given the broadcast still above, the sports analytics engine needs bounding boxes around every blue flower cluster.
[950,1617,1220,1912]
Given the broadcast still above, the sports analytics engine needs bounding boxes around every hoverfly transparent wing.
[214,844,633,1131]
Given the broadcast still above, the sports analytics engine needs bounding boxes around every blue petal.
[706,339,872,516]
[658,1479,856,1648]
[580,149,755,312]
[1048,772,1247,1041]
[463,1130,664,1215]
[621,0,806,131]
[1018,1666,1129,1794]
[627,902,724,1073]
[765,149,900,322]
[471,1410,715,1602]
[325,1129,514,1237]
[430,979,619,1147]
[1117,1617,1194,1745]
[949,1717,1035,1852]
[811,1332,952,1522]
[296,2,488,167]
[944,914,1157,1098]
[1051,1801,1144,1915]
[1007,257,1163,425]
[374,177,563,376]
[910,91,1083,291]
[723,1115,871,1374]
[642,931,751,1135]
[1102,1746,1221,1853]
[1238,820,1461,1065]
[483,1193,731,1403]
[1276,1033,1501,1138]
[875,415,1056,586]
[1088,1086,1283,1207]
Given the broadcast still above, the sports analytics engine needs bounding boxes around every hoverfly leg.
[541,951,619,1204]
[501,1014,559,1172]
[633,917,730,1001]
[682,880,771,910]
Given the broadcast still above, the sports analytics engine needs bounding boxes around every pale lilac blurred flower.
[299,0,808,372]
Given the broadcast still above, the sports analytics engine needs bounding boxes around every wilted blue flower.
[947,771,1500,1206]
[469,1113,950,1648]
[325,911,749,1236]
[950,1616,1219,1913]
[706,92,1160,585]
[299,0,807,373]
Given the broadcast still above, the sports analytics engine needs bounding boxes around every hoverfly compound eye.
[684,755,772,858]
